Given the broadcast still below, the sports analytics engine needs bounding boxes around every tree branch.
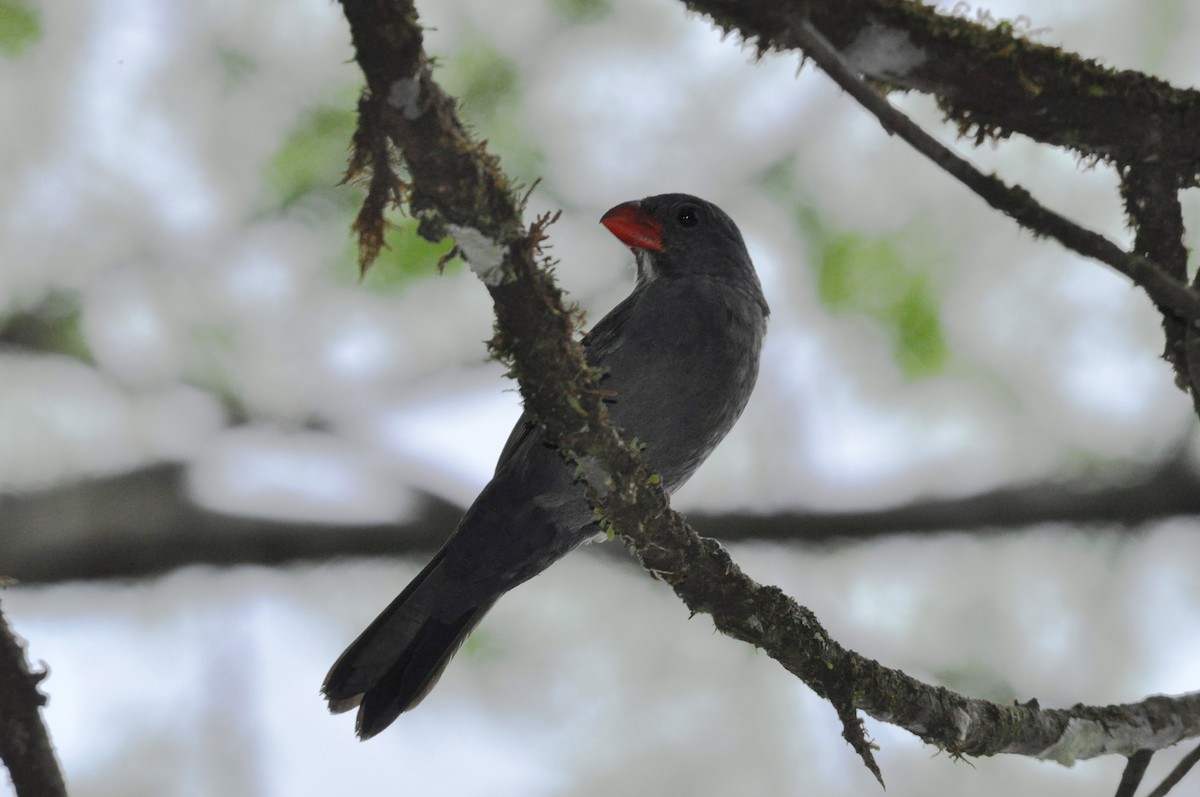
[1114,749,1154,797]
[334,0,1200,784]
[1120,162,1195,406]
[684,0,1200,422]
[0,600,68,797]
[1146,742,1200,797]
[687,0,1200,175]
[770,14,1200,324]
[5,451,1200,584]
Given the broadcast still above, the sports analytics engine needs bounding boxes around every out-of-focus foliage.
[216,46,256,89]
[0,0,39,57]
[0,296,90,361]
[268,103,359,209]
[817,230,949,379]
[441,41,543,181]
[550,0,614,25]
[761,157,949,379]
[331,222,458,291]
[268,101,456,290]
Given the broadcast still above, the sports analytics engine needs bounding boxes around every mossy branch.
[335,0,1200,787]
[688,0,1200,174]
[686,0,1200,410]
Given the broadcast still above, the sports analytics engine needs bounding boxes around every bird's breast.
[599,278,765,491]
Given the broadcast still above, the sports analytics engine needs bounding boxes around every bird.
[322,193,769,739]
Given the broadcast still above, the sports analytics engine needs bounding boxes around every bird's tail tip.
[323,691,362,715]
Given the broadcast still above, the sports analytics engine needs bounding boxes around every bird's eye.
[677,205,699,227]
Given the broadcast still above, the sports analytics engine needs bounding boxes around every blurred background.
[2,0,1200,794]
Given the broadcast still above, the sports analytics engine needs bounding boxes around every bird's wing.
[494,413,536,473]
[580,288,639,361]
[493,286,645,474]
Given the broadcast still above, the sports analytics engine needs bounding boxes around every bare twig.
[1145,742,1200,797]
[782,17,1200,324]
[0,600,67,797]
[1115,750,1154,797]
[7,452,1200,585]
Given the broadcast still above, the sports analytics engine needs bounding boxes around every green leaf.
[269,95,465,290]
[446,44,519,121]
[267,102,358,208]
[817,231,948,380]
[217,46,256,89]
[332,219,459,292]
[442,42,544,179]
[893,278,949,378]
[758,158,949,379]
[0,0,41,57]
[550,0,614,24]
[0,296,89,361]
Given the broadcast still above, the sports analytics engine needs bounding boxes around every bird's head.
[600,193,757,288]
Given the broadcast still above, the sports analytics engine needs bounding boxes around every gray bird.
[322,193,769,738]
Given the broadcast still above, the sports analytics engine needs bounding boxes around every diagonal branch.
[778,16,1200,324]
[687,0,1200,177]
[686,0,1200,424]
[1146,742,1200,797]
[1114,750,1154,797]
[335,0,1200,785]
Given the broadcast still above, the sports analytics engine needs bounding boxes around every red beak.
[600,201,664,252]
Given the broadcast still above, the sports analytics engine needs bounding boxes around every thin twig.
[1115,750,1154,797]
[688,1,1200,186]
[1145,742,1200,797]
[786,17,1200,323]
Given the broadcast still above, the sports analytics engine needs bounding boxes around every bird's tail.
[322,550,496,739]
